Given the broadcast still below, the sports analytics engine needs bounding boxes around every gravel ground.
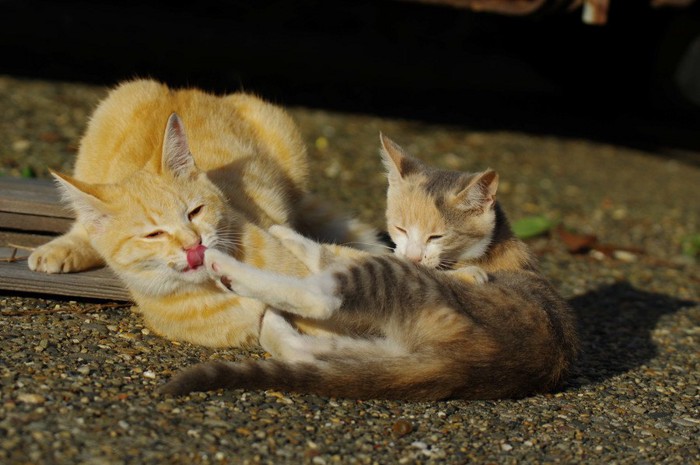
[1,75,699,464]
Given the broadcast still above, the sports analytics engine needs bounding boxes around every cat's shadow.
[567,281,696,386]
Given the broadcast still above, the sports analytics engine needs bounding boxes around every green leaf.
[20,166,36,178]
[681,234,700,258]
[512,215,556,239]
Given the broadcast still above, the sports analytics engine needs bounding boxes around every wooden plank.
[0,176,72,218]
[0,179,126,302]
[0,177,74,234]
[0,230,57,248]
[0,211,72,234]
[0,245,131,301]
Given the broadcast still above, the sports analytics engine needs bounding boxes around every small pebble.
[16,393,45,404]
[391,419,413,438]
[12,139,30,151]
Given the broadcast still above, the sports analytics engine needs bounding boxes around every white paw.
[204,249,248,294]
[303,272,342,319]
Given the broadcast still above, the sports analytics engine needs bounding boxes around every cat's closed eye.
[145,230,165,239]
[188,205,204,221]
[427,234,444,242]
[395,226,407,234]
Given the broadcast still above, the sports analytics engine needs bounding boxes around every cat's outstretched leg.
[270,224,372,273]
[28,223,104,273]
[269,225,326,273]
[205,249,340,319]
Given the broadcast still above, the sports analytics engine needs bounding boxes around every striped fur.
[161,135,579,400]
[27,80,383,347]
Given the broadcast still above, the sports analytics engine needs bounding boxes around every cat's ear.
[162,113,199,178]
[379,133,418,182]
[452,169,499,212]
[51,170,110,231]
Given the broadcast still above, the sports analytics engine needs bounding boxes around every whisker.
[340,241,395,252]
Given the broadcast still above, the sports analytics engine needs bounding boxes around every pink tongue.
[186,244,207,269]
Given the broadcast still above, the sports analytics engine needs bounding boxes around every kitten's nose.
[406,254,422,264]
[405,244,424,263]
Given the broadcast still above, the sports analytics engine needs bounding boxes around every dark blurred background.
[1,0,699,156]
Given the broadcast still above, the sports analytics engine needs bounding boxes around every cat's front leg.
[205,249,341,320]
[269,225,325,273]
[270,225,372,272]
[28,223,104,273]
[445,265,489,285]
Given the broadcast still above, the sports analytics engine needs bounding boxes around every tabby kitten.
[161,135,579,400]
[28,79,382,348]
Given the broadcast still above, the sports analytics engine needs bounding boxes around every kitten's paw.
[28,238,102,273]
[204,249,245,293]
[451,265,489,285]
[269,225,323,272]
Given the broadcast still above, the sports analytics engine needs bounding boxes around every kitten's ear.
[453,169,499,212]
[51,170,110,231]
[379,133,418,182]
[162,113,199,178]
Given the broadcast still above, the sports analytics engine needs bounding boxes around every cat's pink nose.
[406,254,423,264]
[405,244,424,264]
[186,244,207,269]
[404,249,423,263]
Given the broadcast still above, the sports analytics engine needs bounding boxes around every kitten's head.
[380,134,499,269]
[53,113,236,296]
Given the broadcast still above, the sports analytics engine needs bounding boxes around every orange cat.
[29,79,383,347]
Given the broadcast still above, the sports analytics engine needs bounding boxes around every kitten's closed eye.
[145,230,165,239]
[395,226,407,234]
[188,205,204,221]
[428,234,444,242]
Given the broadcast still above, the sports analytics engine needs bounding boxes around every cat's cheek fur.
[457,235,492,261]
[422,243,443,267]
[392,235,409,260]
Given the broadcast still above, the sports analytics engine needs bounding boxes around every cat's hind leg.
[28,223,104,273]
[205,249,341,320]
[259,310,322,363]
[261,310,407,363]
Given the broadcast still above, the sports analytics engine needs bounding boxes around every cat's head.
[53,113,235,296]
[380,134,498,269]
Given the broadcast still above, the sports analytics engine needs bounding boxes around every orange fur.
[28,79,381,347]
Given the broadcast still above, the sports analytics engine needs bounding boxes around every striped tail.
[159,357,462,401]
[157,352,551,401]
